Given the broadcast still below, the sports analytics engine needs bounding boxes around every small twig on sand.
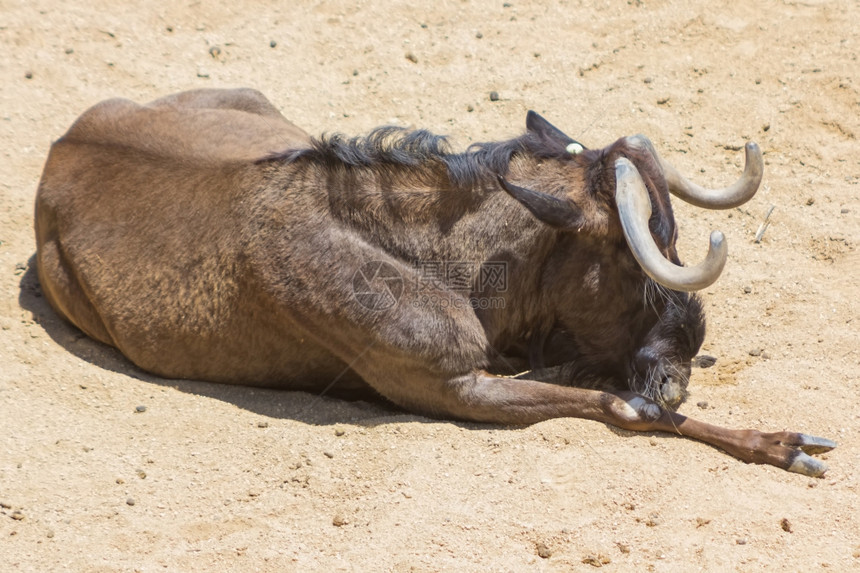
[754,205,776,243]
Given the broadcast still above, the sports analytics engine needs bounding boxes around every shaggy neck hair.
[258,126,589,189]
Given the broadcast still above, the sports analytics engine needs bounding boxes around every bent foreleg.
[415,371,835,477]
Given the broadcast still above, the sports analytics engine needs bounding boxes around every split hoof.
[785,434,836,477]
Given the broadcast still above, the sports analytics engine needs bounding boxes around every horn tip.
[744,141,764,169]
[708,231,728,266]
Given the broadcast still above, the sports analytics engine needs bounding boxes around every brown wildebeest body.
[35,88,835,475]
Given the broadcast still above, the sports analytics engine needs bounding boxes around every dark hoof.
[796,434,837,456]
[787,451,829,478]
[784,435,836,477]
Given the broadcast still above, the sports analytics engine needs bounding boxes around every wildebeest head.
[497,112,761,408]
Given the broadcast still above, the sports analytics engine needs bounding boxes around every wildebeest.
[35,88,835,475]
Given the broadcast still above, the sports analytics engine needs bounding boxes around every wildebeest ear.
[526,111,585,151]
[497,175,583,229]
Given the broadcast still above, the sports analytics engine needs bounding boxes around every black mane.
[258,125,573,188]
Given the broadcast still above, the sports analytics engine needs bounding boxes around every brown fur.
[34,88,834,475]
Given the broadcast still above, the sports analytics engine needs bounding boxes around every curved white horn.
[625,136,763,209]
[615,158,727,292]
[661,142,763,209]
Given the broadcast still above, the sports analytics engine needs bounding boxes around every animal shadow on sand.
[16,254,430,429]
[18,255,678,443]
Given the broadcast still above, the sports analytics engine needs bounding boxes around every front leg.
[648,404,837,477]
[389,371,836,477]
[256,233,835,477]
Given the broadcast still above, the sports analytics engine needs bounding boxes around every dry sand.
[1,0,858,570]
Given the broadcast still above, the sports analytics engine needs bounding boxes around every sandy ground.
[1,0,859,570]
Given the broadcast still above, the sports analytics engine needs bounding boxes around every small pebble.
[257,421,269,428]
[743,286,752,294]
[736,538,747,545]
[466,104,474,112]
[489,91,500,101]
[197,68,210,78]
[324,451,334,459]
[657,96,670,105]
[126,497,135,506]
[208,46,221,58]
[135,405,146,413]
[334,428,345,436]
[691,355,717,368]
[136,469,146,479]
[65,47,74,54]
[696,401,709,409]
[806,197,815,206]
[24,71,33,79]
[536,543,552,558]
[582,553,611,566]
[11,510,24,520]
[476,31,483,39]
[116,478,125,484]
[841,208,850,214]
[405,52,418,64]
[749,348,762,357]
[269,40,277,48]
[644,76,653,84]
[332,514,348,526]
[46,530,55,538]
[780,518,792,532]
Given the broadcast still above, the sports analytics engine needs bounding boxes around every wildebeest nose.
[659,374,685,408]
